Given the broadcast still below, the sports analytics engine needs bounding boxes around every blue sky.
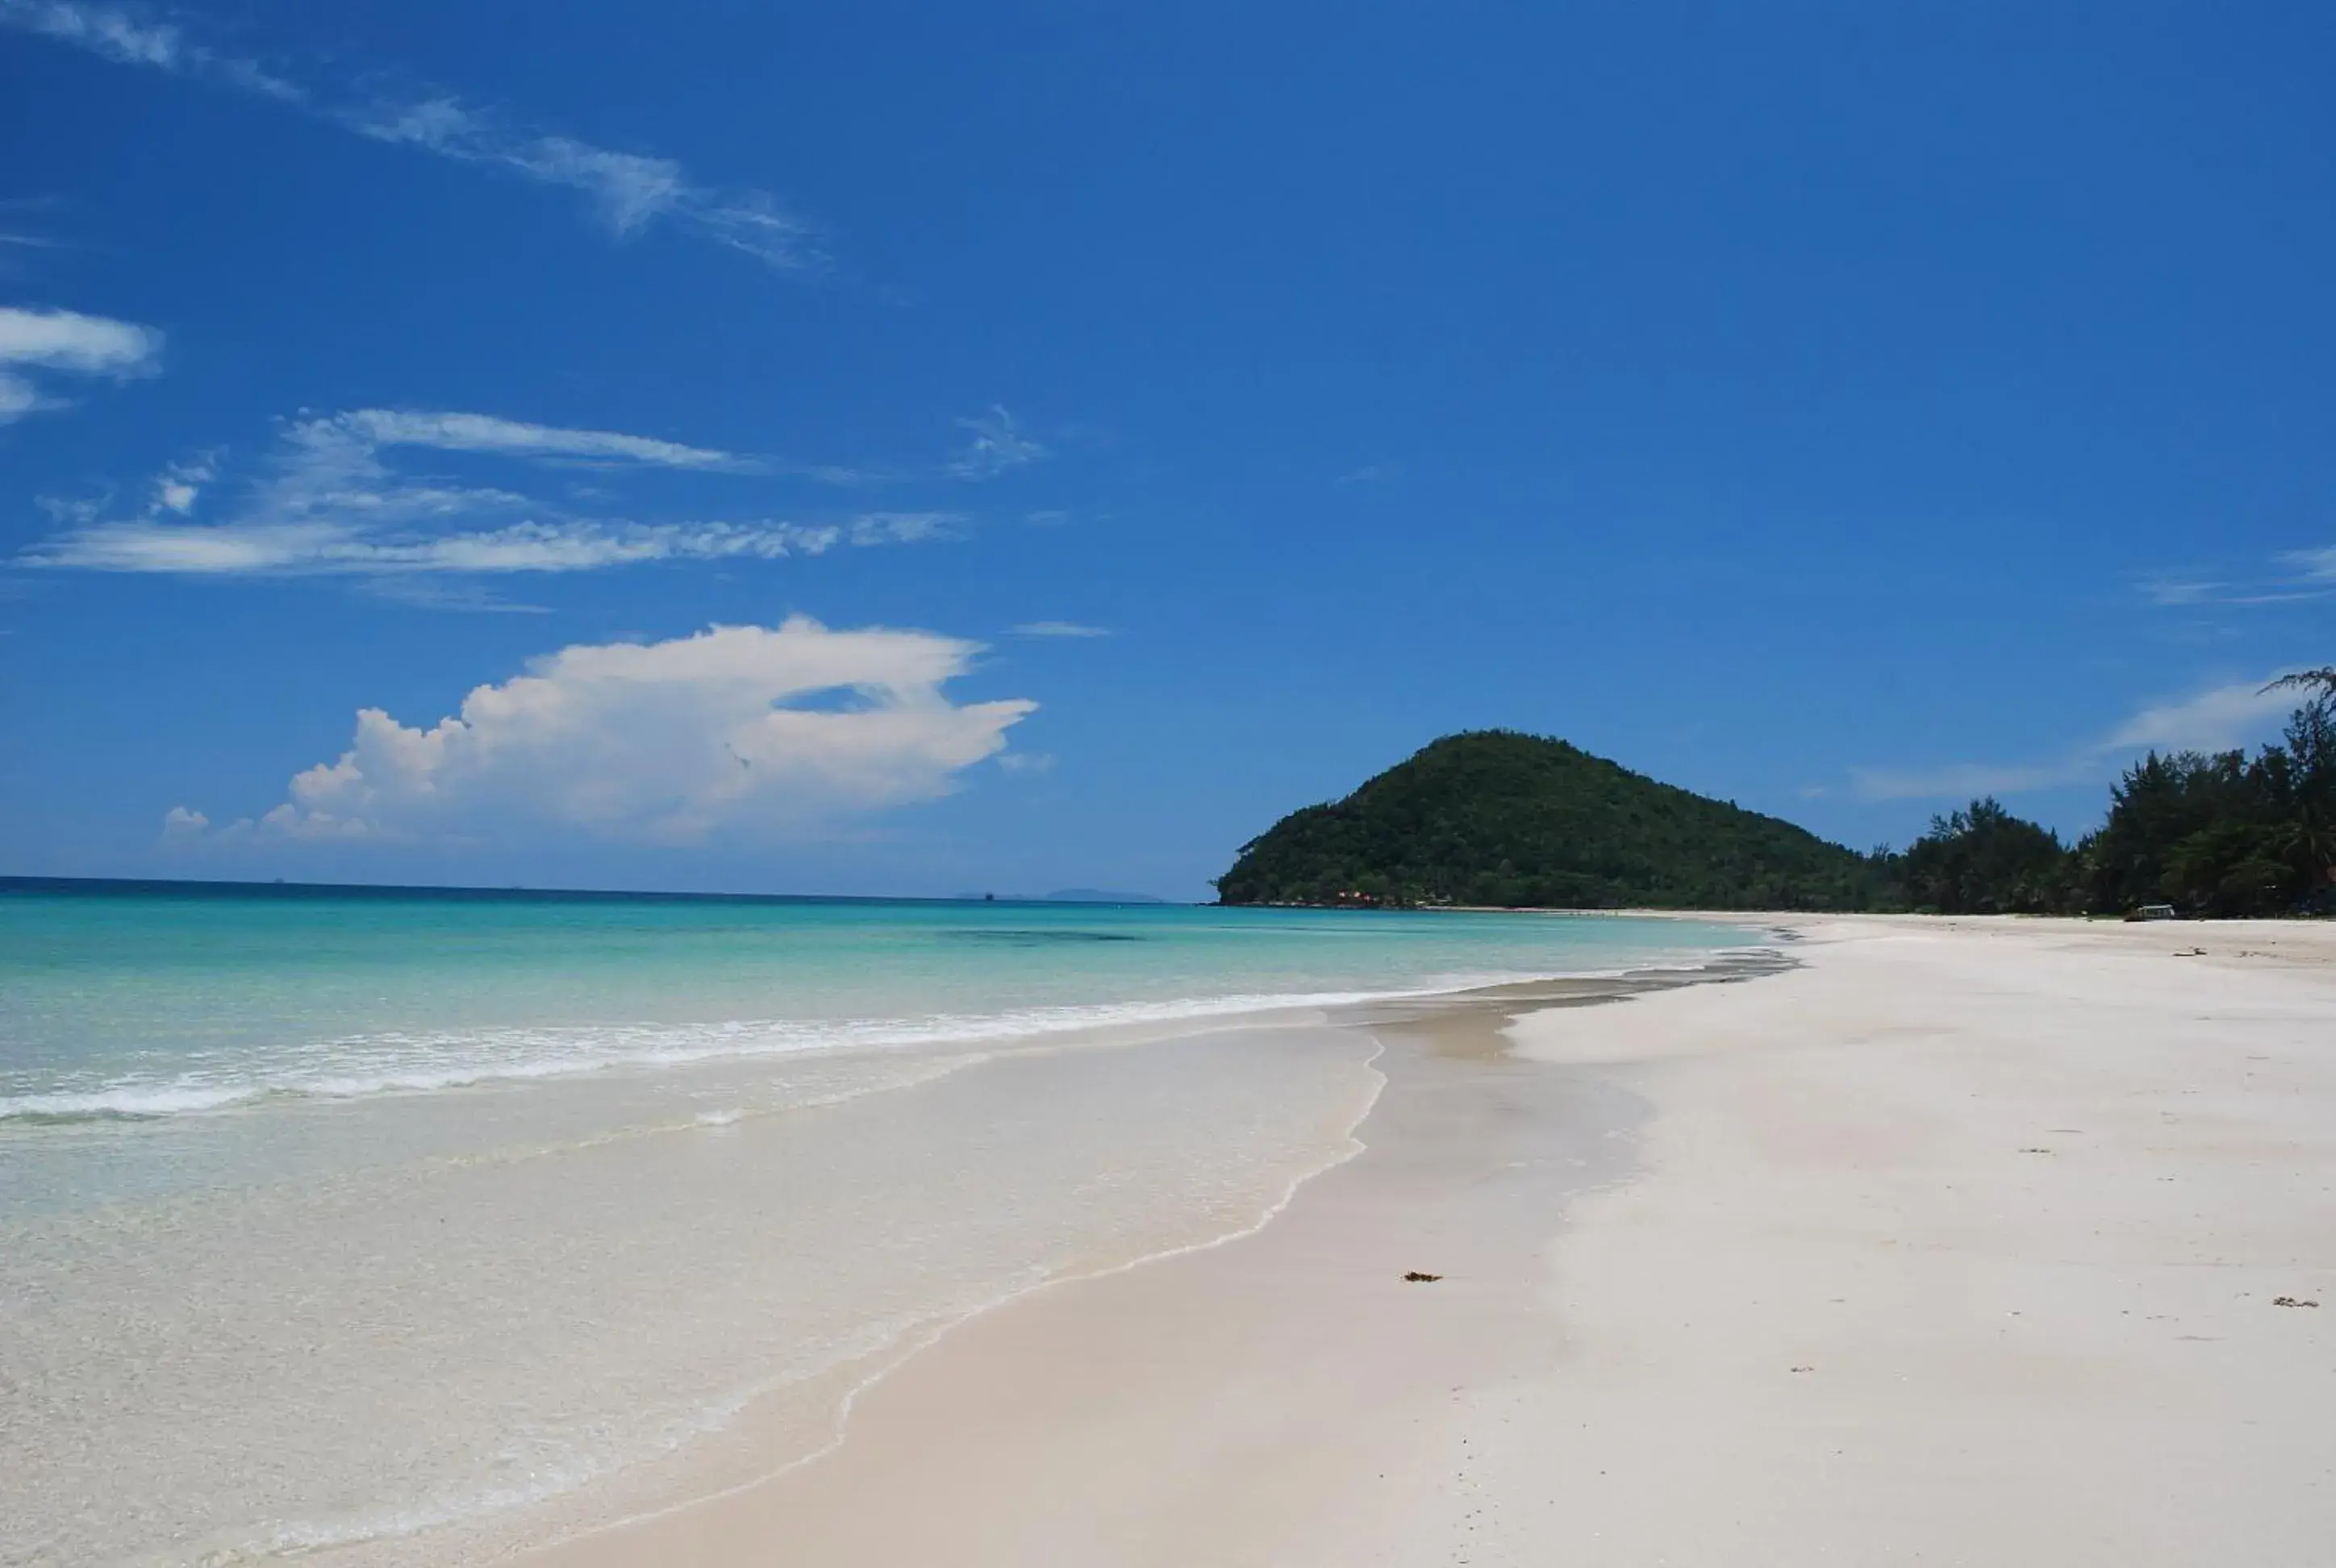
[2,1,2331,899]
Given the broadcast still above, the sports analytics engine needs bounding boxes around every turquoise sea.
[0,881,1762,1567]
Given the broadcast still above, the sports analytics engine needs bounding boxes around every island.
[1214,731,1887,910]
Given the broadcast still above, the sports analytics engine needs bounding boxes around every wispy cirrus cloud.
[2100,678,2308,753]
[2137,543,2336,610]
[0,201,69,279]
[334,409,749,471]
[2280,544,2336,585]
[21,407,951,586]
[0,303,162,421]
[166,619,1036,844]
[949,406,1045,480]
[35,515,945,577]
[0,0,822,270]
[1008,620,1111,638]
[0,0,298,94]
[1851,673,2316,803]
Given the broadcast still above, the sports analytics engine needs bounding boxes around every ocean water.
[0,883,1759,1566]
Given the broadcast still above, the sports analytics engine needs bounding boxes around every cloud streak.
[336,409,746,470]
[0,302,162,421]
[1851,674,2318,803]
[0,0,821,270]
[35,515,943,576]
[23,406,951,582]
[2137,544,2336,610]
[170,619,1036,843]
[1008,621,1111,638]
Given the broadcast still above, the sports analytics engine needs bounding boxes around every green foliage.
[2083,694,2336,917]
[1213,730,1892,910]
[1216,695,2336,919]
[1898,798,2077,914]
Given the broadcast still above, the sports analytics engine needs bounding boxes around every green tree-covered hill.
[1214,731,1889,910]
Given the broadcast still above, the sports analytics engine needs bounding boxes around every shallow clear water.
[5,890,1743,1124]
[0,886,1758,1566]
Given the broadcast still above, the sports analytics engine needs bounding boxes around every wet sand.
[523,917,2336,1566]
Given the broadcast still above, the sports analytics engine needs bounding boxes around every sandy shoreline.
[522,916,2336,1566]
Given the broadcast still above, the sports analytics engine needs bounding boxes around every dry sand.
[524,917,2336,1566]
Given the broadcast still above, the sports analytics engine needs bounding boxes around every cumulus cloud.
[1851,673,2320,803]
[0,1,820,270]
[23,407,937,581]
[949,406,1045,480]
[173,619,1035,844]
[152,456,212,515]
[0,303,162,421]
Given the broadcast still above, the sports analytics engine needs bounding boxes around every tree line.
[1886,676,2336,918]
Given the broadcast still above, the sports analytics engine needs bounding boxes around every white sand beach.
[528,915,2336,1566]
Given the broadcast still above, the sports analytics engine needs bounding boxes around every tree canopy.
[1213,730,1890,910]
[1216,695,2336,918]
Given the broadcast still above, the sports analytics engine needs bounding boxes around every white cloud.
[2284,545,2336,583]
[0,0,298,98]
[34,515,933,575]
[0,2,818,270]
[995,751,1056,775]
[949,406,1045,479]
[2139,577,2223,607]
[338,409,743,470]
[1851,673,2318,803]
[23,407,937,580]
[2102,678,2303,753]
[346,102,816,267]
[2137,544,2336,609]
[358,578,550,615]
[850,511,955,545]
[161,805,209,836]
[5,0,215,74]
[0,303,162,421]
[152,456,212,515]
[0,303,160,371]
[1009,621,1111,638]
[178,619,1034,843]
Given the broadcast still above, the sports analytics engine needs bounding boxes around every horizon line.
[0,874,1187,907]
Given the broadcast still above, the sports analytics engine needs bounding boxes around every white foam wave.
[0,952,1771,1128]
